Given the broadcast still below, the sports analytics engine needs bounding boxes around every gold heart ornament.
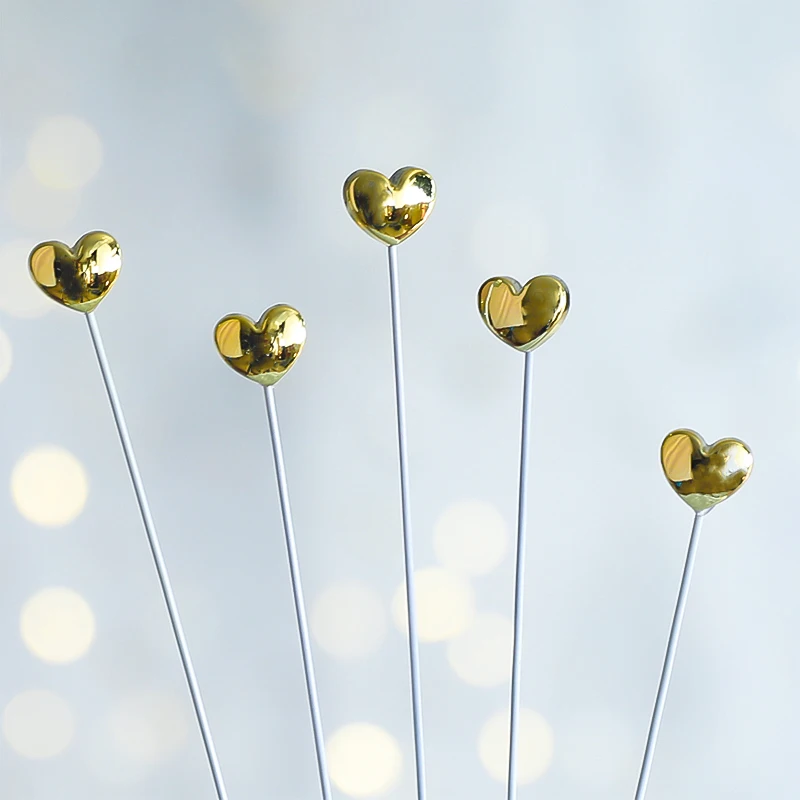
[661,429,753,512]
[214,305,306,387]
[29,231,122,313]
[343,167,435,245]
[478,275,570,352]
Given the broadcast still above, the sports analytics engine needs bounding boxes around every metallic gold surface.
[214,305,306,386]
[343,167,435,245]
[661,429,753,512]
[29,232,121,313]
[477,275,570,352]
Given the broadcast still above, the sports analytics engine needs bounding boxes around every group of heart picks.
[27,166,752,508]
[26,165,753,800]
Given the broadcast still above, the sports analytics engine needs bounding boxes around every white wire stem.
[387,244,427,800]
[506,351,534,800]
[85,311,229,800]
[633,510,707,800]
[263,385,332,800]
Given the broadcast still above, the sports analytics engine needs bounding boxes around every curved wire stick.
[263,385,332,800]
[86,311,229,800]
[387,244,427,800]
[506,351,534,800]
[633,510,706,799]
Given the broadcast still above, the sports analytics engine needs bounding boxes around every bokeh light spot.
[311,582,387,661]
[479,708,554,784]
[2,690,75,759]
[391,567,475,642]
[447,612,512,687]
[434,500,508,576]
[0,239,52,318]
[109,691,188,765]
[20,587,96,664]
[27,116,103,189]
[327,723,402,797]
[11,445,89,527]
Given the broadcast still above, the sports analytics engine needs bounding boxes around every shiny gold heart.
[343,167,435,246]
[661,429,753,512]
[477,275,570,352]
[29,231,122,313]
[214,305,306,387]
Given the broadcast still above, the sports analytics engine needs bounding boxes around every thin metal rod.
[85,312,229,800]
[263,385,332,800]
[633,510,706,800]
[387,244,427,800]
[506,351,534,800]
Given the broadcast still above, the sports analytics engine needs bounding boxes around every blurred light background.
[0,0,794,798]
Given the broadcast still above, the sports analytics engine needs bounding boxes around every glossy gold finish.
[29,232,121,313]
[477,275,570,352]
[661,429,753,512]
[214,305,306,386]
[343,167,435,245]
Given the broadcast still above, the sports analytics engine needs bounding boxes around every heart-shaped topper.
[29,231,122,313]
[661,429,753,512]
[478,275,570,352]
[214,305,306,387]
[343,167,436,246]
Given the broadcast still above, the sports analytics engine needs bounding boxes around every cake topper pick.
[213,306,331,800]
[660,429,753,511]
[343,167,435,245]
[214,306,306,386]
[633,429,753,799]
[29,231,121,312]
[29,233,230,800]
[343,166,435,800]
[477,275,569,352]
[477,273,570,800]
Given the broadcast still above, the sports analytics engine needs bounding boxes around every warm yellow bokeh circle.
[433,500,508,576]
[391,567,475,642]
[109,691,189,766]
[311,582,387,661]
[2,690,75,759]
[11,445,89,527]
[327,723,402,797]
[27,115,103,189]
[20,587,96,664]
[479,708,554,784]
[447,612,513,687]
[0,239,53,319]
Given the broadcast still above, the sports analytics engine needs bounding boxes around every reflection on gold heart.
[477,275,570,352]
[343,167,435,246]
[661,429,753,512]
[29,232,122,313]
[214,305,306,387]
